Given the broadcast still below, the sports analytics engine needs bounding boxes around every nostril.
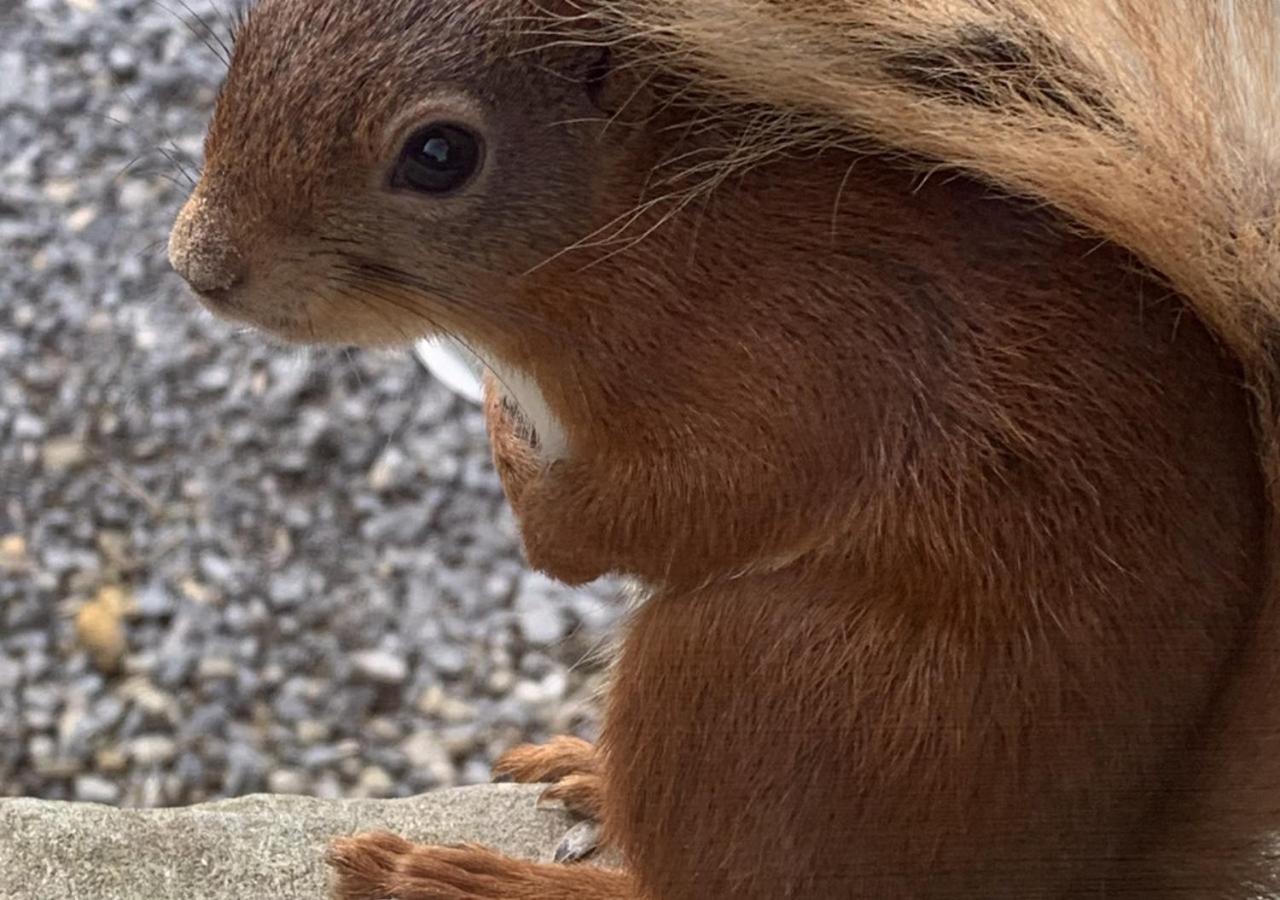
[168,194,248,295]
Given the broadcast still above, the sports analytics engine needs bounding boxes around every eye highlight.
[390,123,483,195]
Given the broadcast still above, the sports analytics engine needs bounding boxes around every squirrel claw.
[494,736,604,820]
[537,773,604,819]
[555,821,603,864]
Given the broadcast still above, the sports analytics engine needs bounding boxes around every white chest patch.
[486,358,570,462]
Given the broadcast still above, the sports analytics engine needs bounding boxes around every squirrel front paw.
[494,736,604,820]
[494,736,606,864]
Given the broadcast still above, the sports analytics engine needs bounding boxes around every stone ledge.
[0,784,593,900]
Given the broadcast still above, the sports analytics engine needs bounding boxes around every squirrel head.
[169,0,647,350]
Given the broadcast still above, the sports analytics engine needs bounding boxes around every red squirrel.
[168,1,1280,897]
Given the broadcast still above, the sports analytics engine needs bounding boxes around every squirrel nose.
[168,193,247,295]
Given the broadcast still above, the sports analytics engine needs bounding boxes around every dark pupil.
[394,123,480,194]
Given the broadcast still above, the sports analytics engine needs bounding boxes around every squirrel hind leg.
[327,833,636,900]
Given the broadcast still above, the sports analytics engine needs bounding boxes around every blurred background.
[0,0,620,807]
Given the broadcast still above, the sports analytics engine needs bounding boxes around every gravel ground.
[1,0,621,807]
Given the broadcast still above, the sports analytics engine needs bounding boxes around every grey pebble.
[268,564,312,609]
[127,735,177,767]
[0,655,23,692]
[267,768,307,795]
[350,649,410,685]
[73,774,121,805]
[514,574,571,646]
[133,580,177,618]
[222,743,266,795]
[428,643,470,678]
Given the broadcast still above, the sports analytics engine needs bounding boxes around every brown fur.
[328,833,636,899]
[168,1,1278,897]
[493,735,603,818]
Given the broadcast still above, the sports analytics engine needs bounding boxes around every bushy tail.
[592,0,1280,381]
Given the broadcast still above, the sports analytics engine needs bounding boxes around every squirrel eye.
[391,123,483,195]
